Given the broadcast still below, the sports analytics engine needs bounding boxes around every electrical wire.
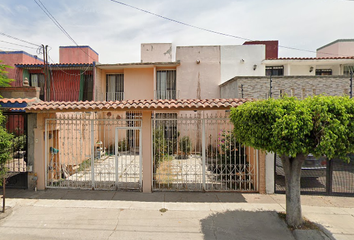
[0,39,39,50]
[0,32,41,47]
[34,0,96,62]
[109,0,350,57]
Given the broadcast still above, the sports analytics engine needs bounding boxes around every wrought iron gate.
[4,112,28,189]
[45,112,142,190]
[152,113,258,192]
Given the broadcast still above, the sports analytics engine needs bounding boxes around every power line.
[0,39,38,50]
[34,0,78,46]
[0,32,41,47]
[109,0,346,57]
[34,0,96,62]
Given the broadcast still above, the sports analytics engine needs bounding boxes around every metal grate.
[152,112,258,192]
[45,112,142,190]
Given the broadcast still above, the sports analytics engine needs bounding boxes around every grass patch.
[278,212,320,231]
[78,158,91,172]
[155,158,175,184]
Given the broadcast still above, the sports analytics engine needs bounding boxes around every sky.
[0,0,353,64]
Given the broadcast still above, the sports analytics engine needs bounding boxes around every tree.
[230,96,354,228]
[0,60,14,97]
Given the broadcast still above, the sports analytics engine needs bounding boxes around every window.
[82,75,93,101]
[316,69,332,76]
[106,74,124,101]
[266,66,284,76]
[343,66,354,75]
[155,113,178,141]
[30,73,45,100]
[156,70,176,99]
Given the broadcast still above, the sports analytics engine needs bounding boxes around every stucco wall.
[317,41,354,58]
[124,68,154,100]
[0,51,43,86]
[221,45,265,83]
[176,46,220,99]
[220,76,352,99]
[59,46,98,64]
[141,43,172,63]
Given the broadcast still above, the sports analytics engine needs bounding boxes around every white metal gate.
[45,112,142,190]
[152,112,259,192]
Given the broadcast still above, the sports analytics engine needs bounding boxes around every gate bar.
[91,119,95,189]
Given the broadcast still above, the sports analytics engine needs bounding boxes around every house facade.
[1,39,353,195]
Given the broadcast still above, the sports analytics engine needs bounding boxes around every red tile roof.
[266,56,354,60]
[25,98,250,112]
[0,98,38,104]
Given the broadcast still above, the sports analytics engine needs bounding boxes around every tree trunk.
[281,153,305,228]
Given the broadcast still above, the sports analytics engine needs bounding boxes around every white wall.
[220,45,265,83]
[141,43,172,63]
[176,46,221,99]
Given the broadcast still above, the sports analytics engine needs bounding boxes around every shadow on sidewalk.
[200,210,334,240]
[0,188,247,203]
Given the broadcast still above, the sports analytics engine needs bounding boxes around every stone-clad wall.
[220,76,352,99]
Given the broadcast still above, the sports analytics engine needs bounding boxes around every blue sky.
[0,0,353,63]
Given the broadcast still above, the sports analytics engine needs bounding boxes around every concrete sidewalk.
[0,189,353,240]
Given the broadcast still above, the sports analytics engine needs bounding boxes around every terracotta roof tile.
[0,98,38,104]
[25,98,251,112]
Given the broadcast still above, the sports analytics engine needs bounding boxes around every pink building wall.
[0,51,43,86]
[317,40,354,58]
[59,46,98,64]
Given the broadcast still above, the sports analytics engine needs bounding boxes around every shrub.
[179,136,192,157]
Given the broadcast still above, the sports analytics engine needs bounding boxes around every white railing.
[154,90,179,100]
[106,92,124,101]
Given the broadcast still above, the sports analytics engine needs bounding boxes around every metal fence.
[3,112,28,189]
[275,154,354,196]
[45,112,142,190]
[152,112,258,192]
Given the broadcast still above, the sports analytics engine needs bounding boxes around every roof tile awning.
[25,98,251,113]
[0,98,39,111]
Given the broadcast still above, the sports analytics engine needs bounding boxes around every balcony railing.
[154,90,179,100]
[106,92,124,101]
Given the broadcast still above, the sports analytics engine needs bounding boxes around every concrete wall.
[141,43,172,63]
[27,113,37,190]
[59,46,98,64]
[176,46,220,99]
[220,76,352,99]
[0,87,40,99]
[221,45,265,83]
[317,40,354,58]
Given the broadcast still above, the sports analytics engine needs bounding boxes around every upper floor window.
[30,73,45,100]
[316,69,332,76]
[156,70,176,99]
[82,74,93,101]
[266,66,284,76]
[106,74,124,101]
[343,66,354,75]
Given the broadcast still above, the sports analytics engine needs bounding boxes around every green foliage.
[230,96,354,161]
[0,111,14,185]
[153,127,167,165]
[13,135,26,152]
[218,130,246,165]
[0,60,14,90]
[107,139,130,155]
[179,136,191,156]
